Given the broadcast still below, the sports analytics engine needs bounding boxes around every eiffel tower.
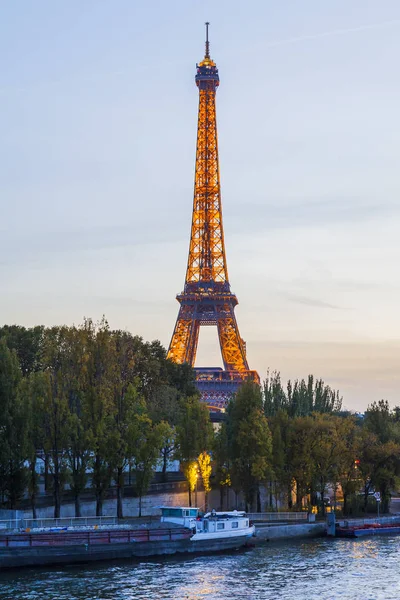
[167,24,259,409]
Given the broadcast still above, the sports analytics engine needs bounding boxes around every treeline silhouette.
[1,321,399,518]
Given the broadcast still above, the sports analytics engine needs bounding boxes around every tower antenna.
[205,21,210,58]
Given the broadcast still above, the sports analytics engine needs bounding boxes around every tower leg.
[217,305,249,372]
[167,306,200,366]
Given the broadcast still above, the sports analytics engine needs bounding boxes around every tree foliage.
[226,382,272,509]
[198,451,212,511]
[0,320,198,516]
[264,371,342,417]
[0,339,26,507]
[2,320,400,520]
[177,396,213,506]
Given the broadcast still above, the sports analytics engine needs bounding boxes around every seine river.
[1,537,400,600]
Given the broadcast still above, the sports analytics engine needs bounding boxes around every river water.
[1,536,399,600]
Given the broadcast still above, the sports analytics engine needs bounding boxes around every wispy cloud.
[281,292,344,310]
[0,223,183,268]
[228,197,398,234]
[264,19,400,50]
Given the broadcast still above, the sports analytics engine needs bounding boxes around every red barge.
[336,522,400,538]
[0,525,193,569]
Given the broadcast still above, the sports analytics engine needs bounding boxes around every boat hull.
[190,533,254,554]
[0,539,191,569]
[336,526,400,538]
[0,528,254,570]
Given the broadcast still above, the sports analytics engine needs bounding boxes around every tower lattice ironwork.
[167,24,259,409]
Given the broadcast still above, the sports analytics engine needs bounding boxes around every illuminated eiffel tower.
[167,24,259,409]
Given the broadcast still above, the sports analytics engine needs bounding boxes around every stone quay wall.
[255,522,325,542]
[23,490,206,520]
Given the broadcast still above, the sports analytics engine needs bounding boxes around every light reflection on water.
[1,537,400,600]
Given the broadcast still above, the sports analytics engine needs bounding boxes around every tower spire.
[205,21,210,59]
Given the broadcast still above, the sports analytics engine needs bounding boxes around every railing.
[0,527,191,548]
[0,512,308,531]
[24,516,125,529]
[339,516,400,528]
[0,519,21,531]
[247,512,308,522]
[0,515,160,532]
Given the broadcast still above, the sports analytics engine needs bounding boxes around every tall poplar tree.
[19,371,48,518]
[227,382,272,511]
[0,340,27,508]
[41,326,72,518]
[84,319,115,517]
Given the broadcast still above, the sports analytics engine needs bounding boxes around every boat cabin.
[160,507,250,535]
[160,507,198,529]
[198,510,249,533]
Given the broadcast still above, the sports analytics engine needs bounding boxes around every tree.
[287,416,316,509]
[183,461,199,507]
[264,371,342,417]
[57,324,94,518]
[364,400,398,444]
[313,378,342,413]
[129,391,171,517]
[149,384,180,481]
[334,416,360,515]
[177,396,213,506]
[65,407,93,518]
[18,371,48,518]
[164,360,198,398]
[227,382,272,511]
[0,325,44,376]
[371,441,400,513]
[137,348,196,483]
[109,381,143,519]
[213,424,231,510]
[357,426,400,514]
[356,428,380,511]
[41,326,72,517]
[309,414,346,515]
[83,319,115,517]
[268,410,292,508]
[198,451,212,511]
[110,331,146,519]
[0,340,27,508]
[134,422,170,517]
[264,370,287,416]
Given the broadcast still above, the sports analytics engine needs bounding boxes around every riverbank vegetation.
[217,375,400,515]
[0,320,198,517]
[0,322,399,518]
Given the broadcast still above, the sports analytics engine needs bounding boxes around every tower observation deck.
[167,24,260,409]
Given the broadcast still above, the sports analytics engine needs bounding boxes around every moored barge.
[0,507,255,570]
[0,524,192,569]
[336,522,400,538]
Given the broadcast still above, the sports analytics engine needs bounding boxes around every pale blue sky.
[1,1,399,410]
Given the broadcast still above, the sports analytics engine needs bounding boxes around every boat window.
[162,508,183,517]
[231,522,238,528]
[246,520,249,527]
[217,523,225,530]
[189,509,197,517]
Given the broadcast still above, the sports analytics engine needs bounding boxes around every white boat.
[160,507,255,551]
